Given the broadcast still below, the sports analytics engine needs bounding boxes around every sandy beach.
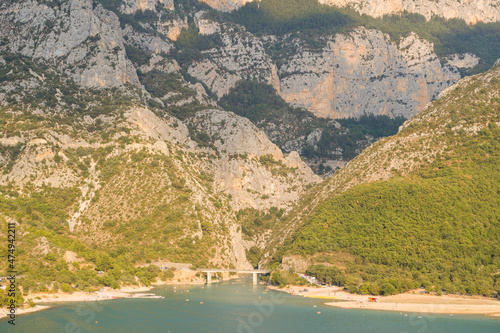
[273,285,500,315]
[0,305,52,319]
[0,288,145,320]
[0,270,241,320]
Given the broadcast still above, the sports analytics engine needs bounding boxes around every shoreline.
[272,285,500,316]
[0,305,52,320]
[0,272,241,320]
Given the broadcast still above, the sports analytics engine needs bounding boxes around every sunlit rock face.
[0,0,140,88]
[318,0,500,24]
[198,0,500,24]
[276,28,460,119]
[198,0,253,12]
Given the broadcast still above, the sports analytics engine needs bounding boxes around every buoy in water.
[317,312,321,314]
[186,299,189,302]
[95,321,98,324]
[200,302,203,304]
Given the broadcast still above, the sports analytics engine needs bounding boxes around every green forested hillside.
[276,66,500,296]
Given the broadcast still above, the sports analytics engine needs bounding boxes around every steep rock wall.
[189,22,461,119]
[0,0,140,87]
[277,29,460,119]
[197,0,500,24]
[188,22,278,98]
[199,0,253,12]
[318,0,500,24]
[188,110,321,210]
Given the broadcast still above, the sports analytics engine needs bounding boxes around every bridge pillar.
[253,272,258,285]
[207,272,212,284]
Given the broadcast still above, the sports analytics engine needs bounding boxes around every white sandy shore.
[0,271,241,319]
[0,288,143,320]
[0,305,51,319]
[273,286,500,316]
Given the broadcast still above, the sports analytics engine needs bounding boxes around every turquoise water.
[2,279,500,332]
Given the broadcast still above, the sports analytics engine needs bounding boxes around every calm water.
[2,279,500,332]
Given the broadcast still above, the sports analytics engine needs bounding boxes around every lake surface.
[2,279,500,332]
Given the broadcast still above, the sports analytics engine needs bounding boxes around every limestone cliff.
[187,22,462,119]
[188,21,279,98]
[121,0,174,14]
[198,0,253,12]
[196,0,500,24]
[187,109,320,210]
[0,0,140,88]
[318,0,500,24]
[277,28,460,119]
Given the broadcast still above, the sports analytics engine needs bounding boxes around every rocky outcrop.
[122,25,172,54]
[125,107,192,146]
[445,53,480,69]
[157,17,189,41]
[184,17,464,119]
[188,22,278,98]
[188,110,321,209]
[197,0,500,24]
[318,0,500,24]
[275,28,460,119]
[121,0,174,14]
[198,0,253,12]
[0,0,140,88]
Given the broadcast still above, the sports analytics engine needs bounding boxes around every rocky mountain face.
[197,0,500,24]
[270,29,460,119]
[318,0,500,24]
[1,0,142,88]
[0,0,320,270]
[1,0,483,119]
[0,0,498,285]
[184,15,465,119]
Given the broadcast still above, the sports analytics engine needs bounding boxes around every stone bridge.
[197,269,271,285]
